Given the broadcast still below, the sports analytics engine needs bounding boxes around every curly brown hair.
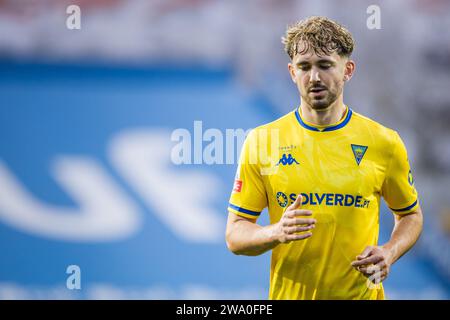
[282,16,355,60]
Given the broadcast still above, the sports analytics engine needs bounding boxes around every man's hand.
[351,245,394,284]
[226,194,315,256]
[272,194,316,244]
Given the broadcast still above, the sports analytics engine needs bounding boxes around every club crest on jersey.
[351,144,368,166]
[276,153,299,166]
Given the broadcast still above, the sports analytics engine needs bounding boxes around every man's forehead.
[293,50,340,64]
[292,41,340,63]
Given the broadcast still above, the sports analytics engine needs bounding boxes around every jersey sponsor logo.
[276,153,299,166]
[351,144,368,166]
[233,179,242,192]
[408,169,414,186]
[276,192,288,207]
[275,192,371,209]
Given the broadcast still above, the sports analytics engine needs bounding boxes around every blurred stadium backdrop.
[0,0,449,299]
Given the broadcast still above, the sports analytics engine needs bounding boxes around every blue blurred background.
[0,0,449,299]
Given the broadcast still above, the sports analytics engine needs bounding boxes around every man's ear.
[288,63,297,83]
[343,59,356,82]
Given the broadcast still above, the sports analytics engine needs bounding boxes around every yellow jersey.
[228,106,419,300]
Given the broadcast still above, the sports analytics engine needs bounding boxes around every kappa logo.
[276,153,299,166]
[351,144,368,166]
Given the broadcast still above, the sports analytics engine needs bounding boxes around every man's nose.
[309,68,321,83]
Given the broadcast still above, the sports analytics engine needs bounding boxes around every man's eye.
[319,64,331,69]
[298,65,310,71]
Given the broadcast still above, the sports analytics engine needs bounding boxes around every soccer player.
[225,16,423,300]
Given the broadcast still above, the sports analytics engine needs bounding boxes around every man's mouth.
[309,86,327,93]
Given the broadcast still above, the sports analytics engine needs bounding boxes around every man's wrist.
[381,243,397,265]
[265,223,281,247]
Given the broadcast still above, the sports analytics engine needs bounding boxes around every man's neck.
[299,98,347,126]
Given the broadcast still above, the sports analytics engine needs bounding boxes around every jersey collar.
[295,106,353,132]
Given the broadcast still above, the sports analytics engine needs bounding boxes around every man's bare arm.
[225,213,279,256]
[351,206,423,282]
[225,195,316,256]
[383,206,423,263]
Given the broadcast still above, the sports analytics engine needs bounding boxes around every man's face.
[288,42,355,110]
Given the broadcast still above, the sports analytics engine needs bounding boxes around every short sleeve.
[381,132,419,215]
[228,130,268,220]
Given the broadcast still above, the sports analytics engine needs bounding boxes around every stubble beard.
[301,87,340,111]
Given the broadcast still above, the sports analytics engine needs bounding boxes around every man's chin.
[309,100,332,110]
[302,93,337,110]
